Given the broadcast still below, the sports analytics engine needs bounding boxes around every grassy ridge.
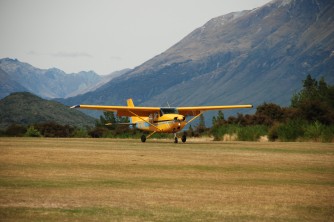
[0,138,333,221]
[0,92,96,130]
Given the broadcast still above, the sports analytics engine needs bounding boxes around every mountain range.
[60,0,334,112]
[0,67,28,99]
[1,0,333,122]
[0,58,130,99]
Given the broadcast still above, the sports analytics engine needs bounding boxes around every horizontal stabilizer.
[105,122,136,126]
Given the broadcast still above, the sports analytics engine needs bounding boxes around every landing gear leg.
[174,133,178,143]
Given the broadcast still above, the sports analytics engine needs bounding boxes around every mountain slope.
[66,68,131,98]
[0,92,96,130]
[0,68,27,98]
[0,58,103,99]
[62,0,334,111]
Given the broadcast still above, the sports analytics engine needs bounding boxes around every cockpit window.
[160,108,178,115]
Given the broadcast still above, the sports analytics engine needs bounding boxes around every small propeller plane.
[71,99,252,143]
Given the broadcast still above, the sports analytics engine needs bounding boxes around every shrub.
[236,125,268,141]
[211,124,238,141]
[5,124,27,136]
[268,123,280,141]
[89,127,110,138]
[211,124,268,141]
[35,122,75,137]
[72,128,89,138]
[275,119,306,142]
[255,103,284,125]
[320,126,334,143]
[304,121,325,142]
[25,126,41,137]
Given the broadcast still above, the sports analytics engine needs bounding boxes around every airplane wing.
[71,104,252,117]
[71,104,160,116]
[177,105,253,116]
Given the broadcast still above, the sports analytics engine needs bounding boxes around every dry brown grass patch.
[0,138,333,221]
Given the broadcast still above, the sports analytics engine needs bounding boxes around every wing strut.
[185,112,203,126]
[146,131,157,139]
[128,110,162,132]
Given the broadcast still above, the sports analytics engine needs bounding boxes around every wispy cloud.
[51,52,93,58]
[27,51,93,58]
[110,56,122,61]
[27,51,42,56]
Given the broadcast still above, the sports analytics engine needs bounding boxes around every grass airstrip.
[0,138,333,221]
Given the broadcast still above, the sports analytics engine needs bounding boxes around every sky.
[0,0,272,75]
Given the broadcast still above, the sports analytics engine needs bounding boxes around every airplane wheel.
[141,135,146,142]
[174,137,178,143]
[182,135,186,143]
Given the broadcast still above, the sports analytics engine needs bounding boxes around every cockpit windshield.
[160,108,178,115]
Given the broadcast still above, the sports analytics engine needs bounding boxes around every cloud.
[27,51,42,56]
[27,51,93,58]
[51,52,93,58]
[110,56,122,61]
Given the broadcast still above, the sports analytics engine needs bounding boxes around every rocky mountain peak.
[61,0,333,112]
[0,58,103,99]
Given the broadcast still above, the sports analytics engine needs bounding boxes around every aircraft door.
[149,114,154,123]
[153,112,159,122]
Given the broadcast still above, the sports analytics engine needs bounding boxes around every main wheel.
[181,135,187,143]
[174,137,178,143]
[141,135,146,142]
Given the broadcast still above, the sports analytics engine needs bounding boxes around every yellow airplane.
[71,99,252,143]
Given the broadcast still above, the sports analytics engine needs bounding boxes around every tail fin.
[127,98,135,107]
[127,98,141,124]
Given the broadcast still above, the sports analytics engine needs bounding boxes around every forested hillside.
[0,92,96,130]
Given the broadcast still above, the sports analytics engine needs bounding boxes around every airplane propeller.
[174,116,186,126]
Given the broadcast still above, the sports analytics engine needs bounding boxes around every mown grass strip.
[1,205,333,222]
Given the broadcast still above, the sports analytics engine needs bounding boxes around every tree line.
[1,75,333,142]
[210,75,334,142]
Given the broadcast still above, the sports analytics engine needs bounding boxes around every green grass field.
[0,138,333,221]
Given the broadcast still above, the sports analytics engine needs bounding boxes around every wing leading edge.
[71,104,160,116]
[71,104,253,117]
[177,105,253,116]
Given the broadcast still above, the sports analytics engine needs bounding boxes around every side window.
[149,114,153,123]
[154,112,159,120]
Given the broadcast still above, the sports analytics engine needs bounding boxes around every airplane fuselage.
[136,114,187,133]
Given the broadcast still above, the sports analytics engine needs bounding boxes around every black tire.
[141,135,146,142]
[182,135,186,143]
[174,137,178,143]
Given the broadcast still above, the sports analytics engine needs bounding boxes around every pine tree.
[291,75,334,124]
[97,111,117,129]
[196,114,206,134]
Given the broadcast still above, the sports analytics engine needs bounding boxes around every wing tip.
[70,105,80,109]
